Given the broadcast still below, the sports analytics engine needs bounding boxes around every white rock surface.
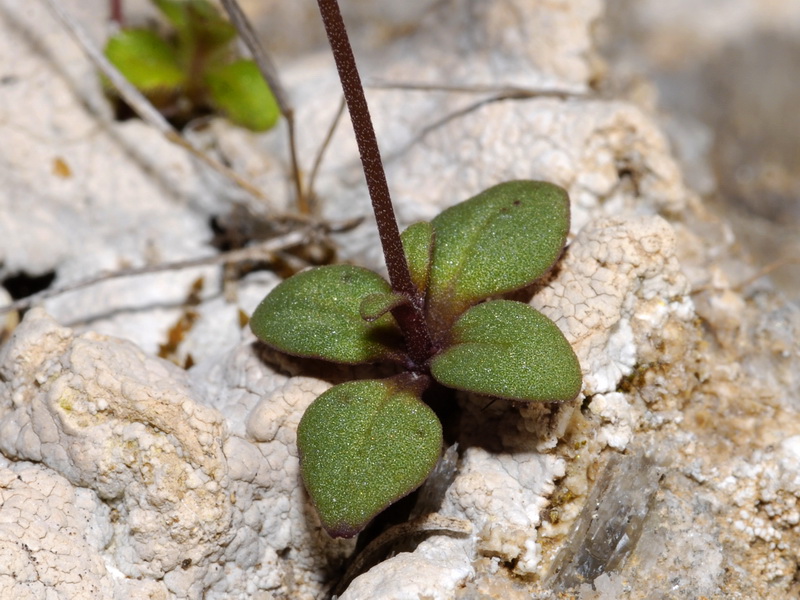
[0,459,114,599]
[0,0,797,598]
[442,448,565,576]
[0,309,355,599]
[535,214,691,396]
[340,536,474,600]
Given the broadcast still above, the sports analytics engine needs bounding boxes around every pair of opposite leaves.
[250,180,582,538]
[104,0,280,132]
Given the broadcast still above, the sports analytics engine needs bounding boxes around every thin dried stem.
[307,96,347,210]
[381,86,587,161]
[219,0,310,215]
[690,257,800,295]
[731,257,800,292]
[0,230,311,316]
[367,79,587,98]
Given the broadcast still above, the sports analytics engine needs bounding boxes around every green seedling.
[104,0,279,131]
[250,0,582,538]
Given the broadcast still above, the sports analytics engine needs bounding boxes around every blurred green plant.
[104,0,279,131]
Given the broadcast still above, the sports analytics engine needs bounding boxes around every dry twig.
[0,230,310,315]
[368,80,588,157]
[219,0,309,215]
[690,257,800,295]
[329,513,472,599]
[307,96,347,210]
[367,80,586,97]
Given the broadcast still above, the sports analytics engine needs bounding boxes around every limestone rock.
[0,0,797,598]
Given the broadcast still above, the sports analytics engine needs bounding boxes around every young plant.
[104,0,279,131]
[250,0,582,538]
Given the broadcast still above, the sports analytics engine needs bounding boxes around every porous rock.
[0,309,352,599]
[1,0,798,598]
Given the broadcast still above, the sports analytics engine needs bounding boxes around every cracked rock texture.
[0,309,354,599]
[0,0,798,598]
[0,459,113,599]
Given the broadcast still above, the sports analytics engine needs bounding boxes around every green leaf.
[153,0,236,77]
[205,60,281,131]
[400,221,434,294]
[104,29,185,93]
[153,0,235,49]
[360,292,408,322]
[297,375,442,538]
[426,181,570,330]
[152,0,189,31]
[249,265,405,364]
[430,300,581,402]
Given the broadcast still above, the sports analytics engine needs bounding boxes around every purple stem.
[109,0,124,26]
[315,0,433,368]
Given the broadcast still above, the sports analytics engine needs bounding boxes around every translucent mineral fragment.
[547,449,664,589]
